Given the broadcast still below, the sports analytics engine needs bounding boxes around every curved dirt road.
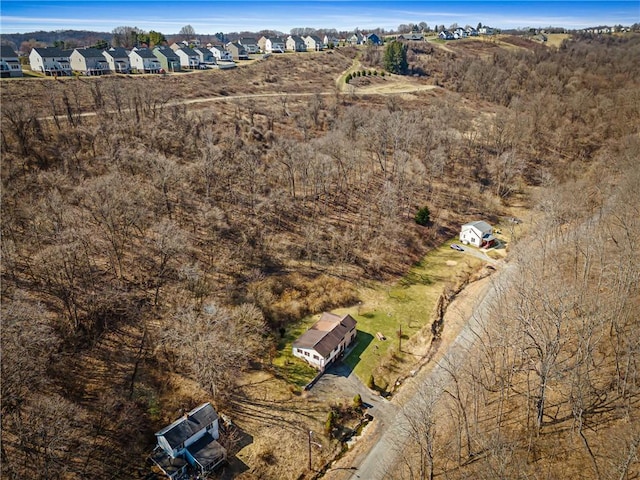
[323,262,514,480]
[41,60,440,123]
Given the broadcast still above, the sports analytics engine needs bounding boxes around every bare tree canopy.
[178,24,196,39]
[111,25,141,48]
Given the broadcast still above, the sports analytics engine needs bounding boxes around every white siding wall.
[460,227,481,247]
[293,347,324,369]
[157,435,177,457]
[129,53,143,71]
[210,419,220,440]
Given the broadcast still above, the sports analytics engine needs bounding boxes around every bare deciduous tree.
[156,302,266,400]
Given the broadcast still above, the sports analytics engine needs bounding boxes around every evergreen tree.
[383,41,408,75]
[149,31,166,46]
[415,206,431,226]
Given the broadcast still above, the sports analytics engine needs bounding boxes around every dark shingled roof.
[74,48,107,58]
[156,403,219,450]
[0,45,18,57]
[131,48,157,59]
[194,47,212,54]
[177,46,199,57]
[293,313,357,358]
[154,46,180,59]
[187,433,226,469]
[32,47,67,57]
[104,47,129,58]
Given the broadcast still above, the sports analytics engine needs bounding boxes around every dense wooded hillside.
[0,30,112,52]
[2,35,639,479]
[392,138,640,480]
[387,35,640,480]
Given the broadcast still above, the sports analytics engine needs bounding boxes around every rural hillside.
[2,34,639,479]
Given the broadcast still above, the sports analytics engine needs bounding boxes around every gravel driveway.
[309,361,396,424]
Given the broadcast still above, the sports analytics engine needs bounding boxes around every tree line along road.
[322,261,515,480]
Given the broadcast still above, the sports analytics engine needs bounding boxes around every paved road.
[323,262,515,480]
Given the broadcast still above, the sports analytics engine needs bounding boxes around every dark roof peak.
[156,403,219,449]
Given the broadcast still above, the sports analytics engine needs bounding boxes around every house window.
[313,354,320,360]
[296,348,302,354]
[304,351,309,357]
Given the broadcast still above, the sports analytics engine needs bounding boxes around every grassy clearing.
[275,238,484,387]
[546,33,571,48]
[272,318,319,388]
[344,240,482,385]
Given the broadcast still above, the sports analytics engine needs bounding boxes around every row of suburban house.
[2,31,384,77]
[3,27,502,78]
[582,25,631,34]
[27,43,247,76]
[438,25,492,40]
[2,28,495,78]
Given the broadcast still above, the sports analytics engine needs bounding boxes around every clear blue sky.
[0,1,638,34]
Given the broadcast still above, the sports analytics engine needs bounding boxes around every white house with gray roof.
[0,46,23,77]
[209,45,233,62]
[304,35,324,51]
[102,47,130,73]
[173,46,200,69]
[460,221,496,248]
[293,312,357,370]
[150,402,226,479]
[29,47,72,76]
[265,37,285,53]
[193,47,216,67]
[70,48,110,75]
[128,48,162,73]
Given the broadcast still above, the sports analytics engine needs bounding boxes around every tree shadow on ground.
[218,456,249,480]
[218,424,253,479]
